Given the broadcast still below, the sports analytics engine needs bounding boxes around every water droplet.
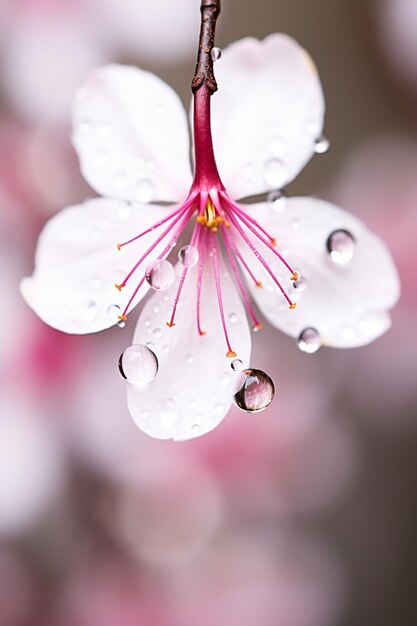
[145,259,175,291]
[214,403,225,417]
[293,275,307,292]
[178,245,199,267]
[270,136,287,158]
[264,159,287,188]
[231,359,244,372]
[218,372,230,387]
[107,304,121,321]
[117,319,126,328]
[191,423,201,435]
[162,344,170,353]
[229,312,237,323]
[315,135,330,154]
[297,327,321,354]
[185,353,194,365]
[136,179,154,203]
[145,341,154,350]
[211,47,222,61]
[152,305,160,315]
[153,328,162,339]
[326,229,355,264]
[83,301,98,322]
[233,369,275,413]
[118,344,159,383]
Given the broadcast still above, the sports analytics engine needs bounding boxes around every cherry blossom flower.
[21,34,399,440]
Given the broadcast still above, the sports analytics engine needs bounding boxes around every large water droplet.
[233,369,275,413]
[315,135,330,154]
[264,159,287,188]
[326,229,355,264]
[297,327,321,354]
[231,359,244,373]
[118,344,159,383]
[178,245,199,267]
[136,179,154,203]
[211,47,222,61]
[145,259,175,291]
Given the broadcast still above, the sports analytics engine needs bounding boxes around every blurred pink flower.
[22,36,399,440]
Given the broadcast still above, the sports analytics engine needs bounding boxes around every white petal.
[21,198,172,334]
[211,35,325,199]
[72,65,192,203]
[238,197,400,348]
[127,261,251,440]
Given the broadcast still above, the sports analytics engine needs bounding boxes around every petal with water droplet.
[72,64,192,203]
[128,261,251,440]
[21,198,170,333]
[237,197,400,347]
[210,34,325,199]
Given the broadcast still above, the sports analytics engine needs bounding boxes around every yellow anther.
[254,324,263,331]
[255,281,263,288]
[118,314,127,321]
[271,238,277,247]
[196,215,206,225]
[199,330,207,336]
[226,350,237,358]
[117,243,122,251]
[291,272,299,281]
[115,283,125,291]
[166,321,175,328]
[289,303,297,310]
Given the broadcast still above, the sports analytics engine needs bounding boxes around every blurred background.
[0,0,416,625]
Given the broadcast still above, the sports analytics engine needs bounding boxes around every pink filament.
[211,235,235,355]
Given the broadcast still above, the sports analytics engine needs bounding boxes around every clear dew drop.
[267,189,287,212]
[178,245,199,267]
[326,229,356,264]
[117,320,126,328]
[264,159,288,188]
[136,178,154,203]
[153,328,162,339]
[229,312,237,323]
[83,301,98,322]
[293,275,308,292]
[297,327,321,354]
[145,259,175,291]
[191,423,201,435]
[211,47,222,61]
[118,344,159,384]
[233,369,275,413]
[231,359,244,373]
[185,353,194,365]
[315,135,330,154]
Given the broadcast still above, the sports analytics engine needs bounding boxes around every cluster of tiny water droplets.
[118,344,159,384]
[233,369,275,413]
[145,259,175,291]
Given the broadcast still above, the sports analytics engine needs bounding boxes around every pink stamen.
[221,192,276,244]
[234,247,263,288]
[196,228,208,336]
[167,223,203,328]
[117,196,196,249]
[223,206,295,309]
[211,235,237,357]
[222,195,296,277]
[221,223,263,330]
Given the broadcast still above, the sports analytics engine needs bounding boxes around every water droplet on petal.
[264,159,287,188]
[267,189,287,212]
[191,423,201,435]
[83,301,98,322]
[293,275,308,292]
[136,179,154,203]
[229,312,237,323]
[233,369,275,413]
[117,319,126,328]
[326,229,355,264]
[145,259,175,291]
[211,47,222,61]
[178,245,199,267]
[315,135,330,154]
[231,359,244,373]
[297,327,321,354]
[153,328,162,339]
[118,344,159,383]
[185,353,194,365]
